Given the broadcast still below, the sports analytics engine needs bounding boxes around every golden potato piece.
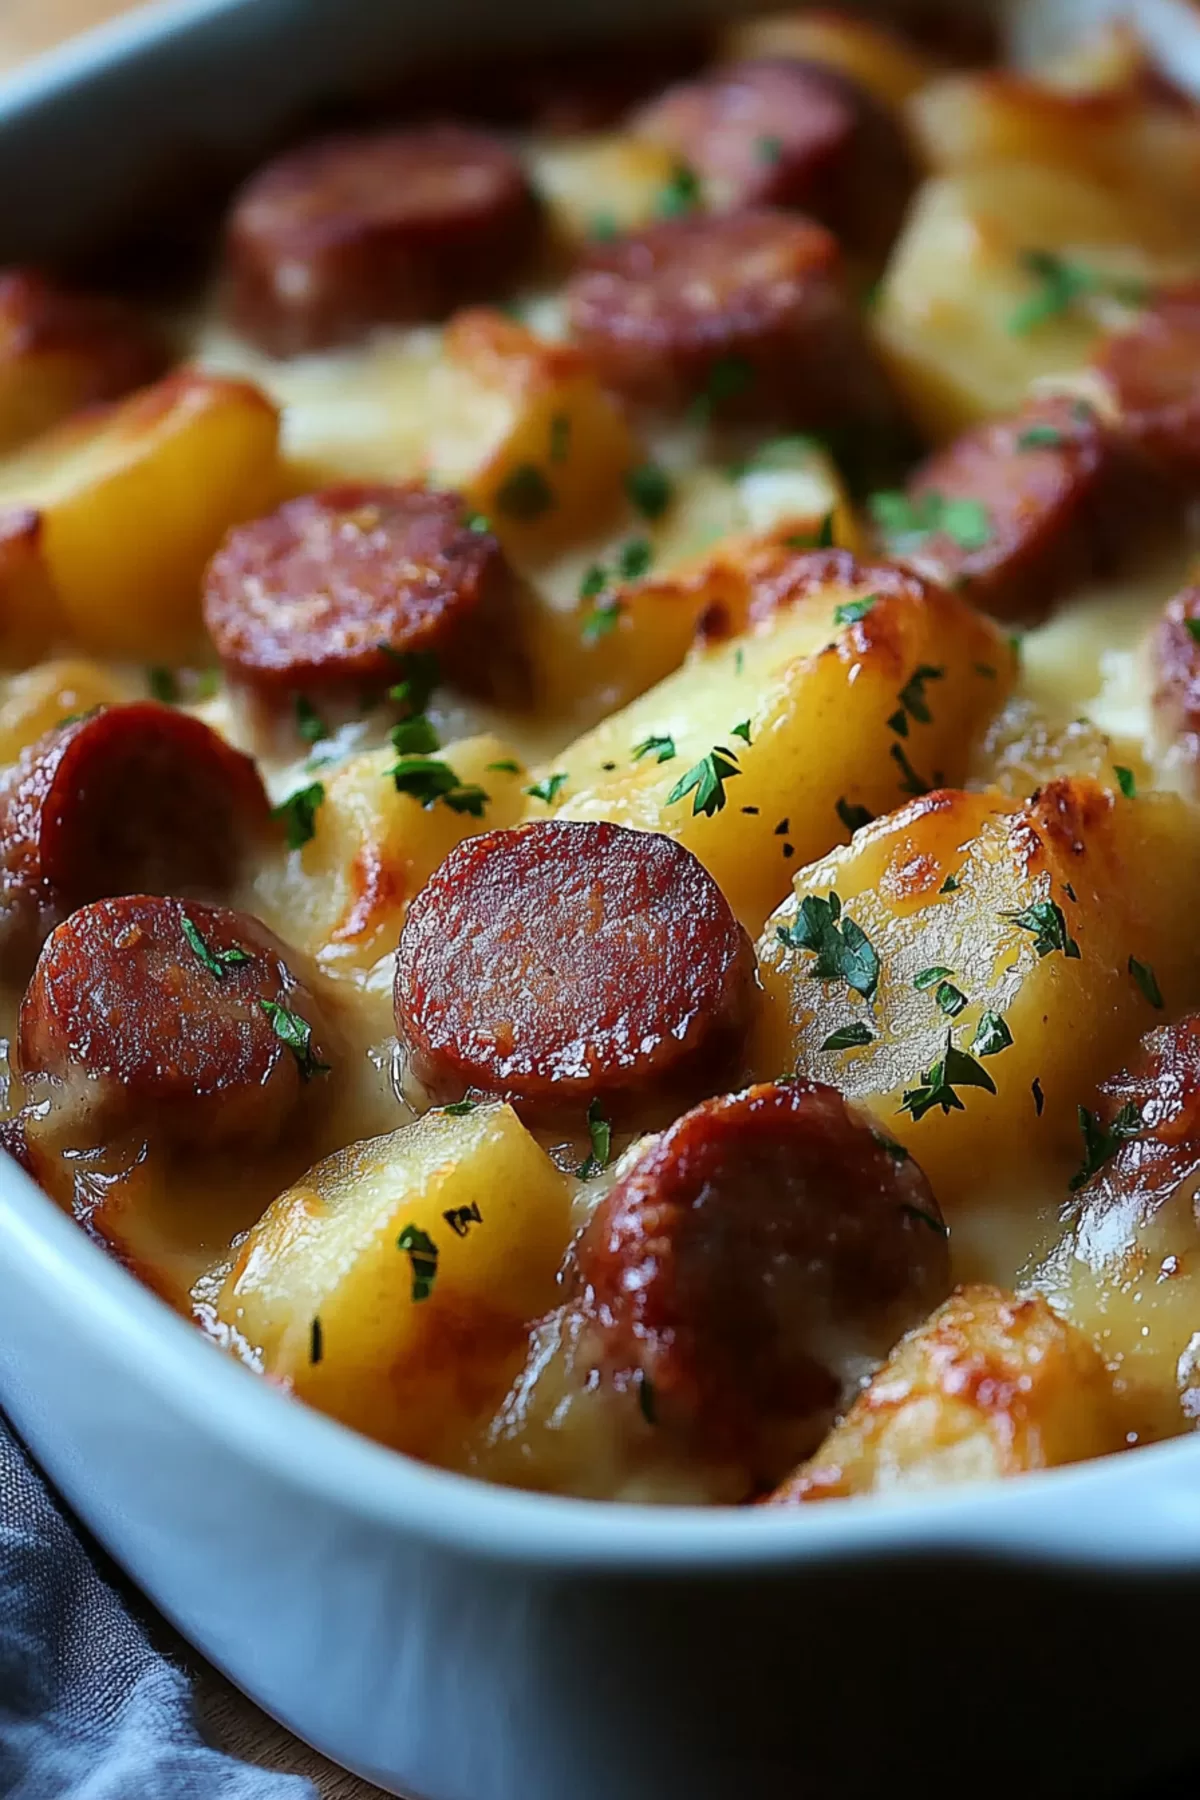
[872,162,1200,440]
[754,779,1200,1210]
[528,132,681,254]
[215,1103,573,1459]
[770,1286,1124,1502]
[0,370,280,659]
[0,509,61,666]
[717,11,937,111]
[0,655,125,764]
[529,549,1011,929]
[0,270,165,455]
[438,308,637,559]
[252,733,527,973]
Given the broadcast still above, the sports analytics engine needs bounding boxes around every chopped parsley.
[259,1000,329,1080]
[776,891,880,999]
[463,511,492,533]
[890,741,932,797]
[833,594,877,627]
[392,757,488,816]
[657,162,701,217]
[935,981,967,1017]
[549,413,571,465]
[691,355,754,422]
[892,664,945,732]
[1114,765,1136,798]
[582,598,621,643]
[589,210,619,241]
[1129,955,1163,1009]
[1032,1077,1045,1116]
[837,797,874,834]
[756,134,784,164]
[272,781,325,850]
[940,874,960,893]
[181,914,252,979]
[147,666,179,704]
[785,510,835,550]
[487,758,520,774]
[872,1130,911,1163]
[617,537,653,581]
[525,771,568,804]
[913,966,953,990]
[1069,1101,1142,1192]
[667,745,742,817]
[821,1021,874,1052]
[396,1223,439,1302]
[903,1203,949,1239]
[730,719,752,744]
[390,714,440,755]
[577,1100,612,1178]
[1009,250,1148,336]
[385,648,439,715]
[971,1011,1013,1058]
[495,463,555,520]
[633,733,676,765]
[441,1099,478,1116]
[580,564,609,601]
[730,434,823,479]
[443,1201,482,1238]
[1001,898,1080,960]
[638,1372,656,1426]
[309,1317,323,1365]
[625,463,673,520]
[1016,424,1065,451]
[870,490,992,554]
[1186,618,1200,646]
[294,695,327,745]
[899,1031,997,1123]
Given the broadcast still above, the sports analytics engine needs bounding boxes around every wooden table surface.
[0,2,388,1791]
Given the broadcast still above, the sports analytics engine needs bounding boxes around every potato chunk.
[0,370,279,659]
[215,1103,574,1458]
[528,549,1011,928]
[717,11,937,111]
[528,133,681,254]
[252,734,527,972]
[0,656,124,763]
[770,1286,1124,1502]
[754,779,1200,1209]
[872,163,1200,440]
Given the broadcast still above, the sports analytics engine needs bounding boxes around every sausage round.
[1094,285,1200,486]
[575,1080,950,1476]
[394,820,756,1120]
[890,394,1141,623]
[202,482,521,699]
[630,58,917,259]
[565,207,886,425]
[19,896,329,1153]
[223,125,540,356]
[0,702,270,975]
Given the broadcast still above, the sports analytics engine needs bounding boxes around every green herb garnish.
[495,463,554,520]
[834,594,877,627]
[385,648,440,715]
[1009,250,1148,336]
[1129,956,1163,1008]
[1016,424,1065,450]
[525,771,568,804]
[1069,1101,1142,1192]
[442,1201,482,1238]
[260,1000,329,1080]
[821,1021,874,1051]
[147,666,179,704]
[667,746,742,817]
[390,714,440,755]
[776,891,880,998]
[657,163,701,218]
[309,1318,323,1365]
[785,510,835,549]
[899,1030,997,1123]
[836,797,874,834]
[971,1011,1013,1058]
[633,734,676,765]
[625,463,673,520]
[870,490,992,554]
[577,1099,612,1178]
[397,1223,439,1302]
[392,757,488,816]
[1002,898,1080,960]
[617,538,653,581]
[272,781,325,850]
[1114,765,1136,798]
[691,355,754,422]
[294,695,327,745]
[181,914,252,979]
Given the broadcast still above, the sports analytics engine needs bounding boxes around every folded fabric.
[0,1407,316,1800]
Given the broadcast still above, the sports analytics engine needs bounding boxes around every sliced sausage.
[575,1080,951,1478]
[394,820,756,1121]
[19,896,329,1153]
[1094,285,1200,486]
[1152,585,1200,772]
[202,482,522,700]
[223,125,540,357]
[565,207,887,425]
[0,702,269,975]
[889,393,1146,623]
[630,58,917,259]
[0,1112,35,1179]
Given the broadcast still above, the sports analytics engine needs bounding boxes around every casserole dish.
[3,2,1200,1796]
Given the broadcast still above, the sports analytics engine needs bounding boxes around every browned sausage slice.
[202,482,520,698]
[0,702,269,974]
[630,58,917,259]
[565,207,886,424]
[1152,584,1200,772]
[575,1080,950,1477]
[394,820,755,1120]
[1094,286,1200,487]
[887,394,1142,623]
[222,125,540,356]
[19,896,329,1153]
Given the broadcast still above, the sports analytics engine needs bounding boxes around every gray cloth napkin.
[0,1407,316,1799]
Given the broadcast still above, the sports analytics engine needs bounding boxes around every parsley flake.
[821,1021,874,1052]
[147,666,179,704]
[309,1317,323,1365]
[935,981,967,1018]
[872,1130,911,1163]
[390,714,440,755]
[1186,618,1200,646]
[730,719,752,744]
[272,781,325,850]
[691,355,754,422]
[903,1203,949,1239]
[1032,1077,1045,1116]
[913,966,953,990]
[617,537,653,581]
[667,746,741,817]
[657,163,701,218]
[1016,424,1065,450]
[972,1011,1013,1058]
[294,695,327,745]
[785,510,835,549]
[525,771,568,804]
[396,1223,439,1302]
[837,797,874,834]
[589,211,619,241]
[896,664,945,727]
[1129,955,1163,1008]
[756,134,783,164]
[260,1000,329,1080]
[899,1031,997,1123]
[181,914,252,979]
[870,490,992,554]
[638,1371,656,1426]
[443,1201,482,1238]
[441,1099,478,1116]
[1069,1101,1142,1192]
[392,757,488,817]
[890,741,931,797]
[834,594,878,627]
[487,759,520,774]
[625,463,673,520]
[385,649,439,715]
[577,1099,612,1178]
[1002,898,1080,960]
[579,564,609,601]
[1009,250,1148,336]
[496,463,554,520]
[582,598,621,643]
[776,891,880,998]
[1114,765,1136,798]
[633,734,676,765]
[940,874,960,893]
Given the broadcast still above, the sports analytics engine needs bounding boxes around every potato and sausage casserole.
[3,9,1200,1506]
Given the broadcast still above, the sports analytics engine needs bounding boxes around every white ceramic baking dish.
[4,3,1200,1795]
